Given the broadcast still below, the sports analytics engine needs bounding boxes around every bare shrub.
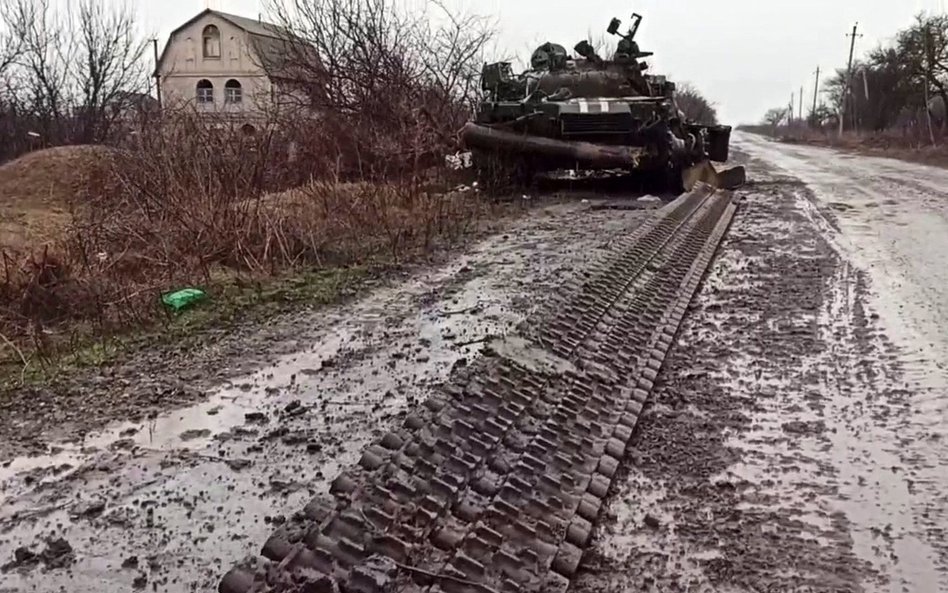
[0,111,491,359]
[1,0,499,367]
[263,0,494,180]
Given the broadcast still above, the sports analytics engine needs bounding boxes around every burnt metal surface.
[219,185,739,593]
[459,122,648,170]
[466,11,736,186]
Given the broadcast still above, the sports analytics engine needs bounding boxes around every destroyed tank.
[460,13,745,192]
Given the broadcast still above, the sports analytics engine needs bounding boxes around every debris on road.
[160,288,208,312]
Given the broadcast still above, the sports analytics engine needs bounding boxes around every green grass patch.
[0,265,373,392]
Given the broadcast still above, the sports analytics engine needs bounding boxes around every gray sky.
[145,0,946,124]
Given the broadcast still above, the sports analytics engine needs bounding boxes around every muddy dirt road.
[0,197,659,592]
[575,134,948,593]
[2,135,947,593]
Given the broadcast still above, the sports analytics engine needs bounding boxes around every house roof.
[211,10,291,40]
[155,9,300,76]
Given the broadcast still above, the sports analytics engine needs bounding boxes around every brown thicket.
[0,111,490,363]
[262,0,494,180]
[0,0,497,369]
[675,83,719,126]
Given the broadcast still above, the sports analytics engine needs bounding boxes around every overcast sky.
[144,0,946,124]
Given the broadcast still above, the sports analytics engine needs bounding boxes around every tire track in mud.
[798,183,948,591]
[572,154,948,593]
[573,161,870,593]
[753,140,948,587]
[218,186,739,593]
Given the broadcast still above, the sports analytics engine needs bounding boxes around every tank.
[459,13,745,192]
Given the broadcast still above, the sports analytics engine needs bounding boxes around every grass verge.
[742,127,948,169]
[0,264,372,392]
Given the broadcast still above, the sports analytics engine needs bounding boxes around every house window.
[196,79,214,104]
[203,25,221,59]
[225,79,243,104]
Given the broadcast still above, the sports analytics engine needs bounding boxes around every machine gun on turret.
[608,13,653,61]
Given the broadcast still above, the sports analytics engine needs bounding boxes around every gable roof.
[155,9,300,76]
[211,10,291,40]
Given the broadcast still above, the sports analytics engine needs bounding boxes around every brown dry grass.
[0,122,493,375]
[0,145,117,252]
[774,127,948,169]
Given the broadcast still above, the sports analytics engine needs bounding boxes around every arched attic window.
[196,79,214,104]
[203,25,221,59]
[225,79,243,104]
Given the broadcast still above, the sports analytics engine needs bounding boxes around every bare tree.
[898,14,948,134]
[263,0,495,178]
[676,83,718,125]
[415,2,496,142]
[0,0,26,78]
[73,0,148,143]
[10,0,73,142]
[763,107,788,135]
[0,0,148,161]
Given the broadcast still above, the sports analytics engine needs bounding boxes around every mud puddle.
[0,200,650,592]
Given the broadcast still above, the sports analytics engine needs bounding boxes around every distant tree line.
[757,13,948,141]
[0,0,149,164]
[675,83,718,126]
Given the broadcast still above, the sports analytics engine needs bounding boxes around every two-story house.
[156,9,307,126]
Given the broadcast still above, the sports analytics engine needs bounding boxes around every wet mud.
[4,133,947,592]
[0,199,653,592]
[216,184,739,592]
[573,140,948,592]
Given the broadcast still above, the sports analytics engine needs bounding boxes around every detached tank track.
[220,185,739,593]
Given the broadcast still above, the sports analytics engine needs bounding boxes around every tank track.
[220,185,739,593]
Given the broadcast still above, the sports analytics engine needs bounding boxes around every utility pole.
[924,25,937,147]
[812,66,821,124]
[839,22,862,136]
[799,85,804,120]
[152,39,162,110]
[789,92,794,126]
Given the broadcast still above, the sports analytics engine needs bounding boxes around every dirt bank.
[0,145,116,252]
